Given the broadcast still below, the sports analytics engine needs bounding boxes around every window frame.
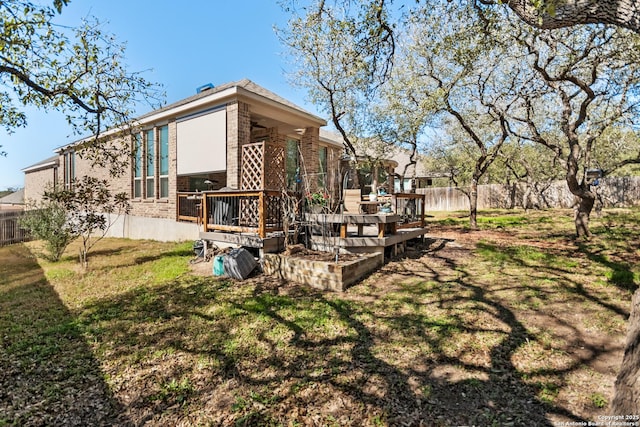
[133,125,170,200]
[285,138,300,192]
[318,145,328,188]
[133,134,143,198]
[158,125,169,199]
[145,128,155,199]
[63,151,75,189]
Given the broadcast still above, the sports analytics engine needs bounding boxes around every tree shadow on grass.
[72,239,602,426]
[309,244,585,426]
[577,242,638,294]
[474,240,631,318]
[0,244,127,426]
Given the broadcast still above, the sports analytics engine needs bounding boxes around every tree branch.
[502,0,640,34]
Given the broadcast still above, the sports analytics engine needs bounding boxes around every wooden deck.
[304,213,427,260]
[198,230,285,254]
[307,212,401,238]
[179,191,427,258]
[177,190,285,238]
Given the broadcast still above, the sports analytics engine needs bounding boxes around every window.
[285,138,299,191]
[63,151,75,189]
[159,125,169,198]
[145,129,155,198]
[133,134,142,198]
[318,145,327,188]
[133,125,170,200]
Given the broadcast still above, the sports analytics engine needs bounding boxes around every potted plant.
[379,200,392,213]
[369,177,378,201]
[306,190,329,213]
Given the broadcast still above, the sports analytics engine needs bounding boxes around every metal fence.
[0,210,30,246]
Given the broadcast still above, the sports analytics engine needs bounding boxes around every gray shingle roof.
[138,78,321,122]
[0,188,24,205]
[31,79,325,167]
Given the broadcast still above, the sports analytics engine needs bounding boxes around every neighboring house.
[23,79,344,242]
[335,133,434,193]
[392,149,441,191]
[0,188,25,209]
[22,156,59,203]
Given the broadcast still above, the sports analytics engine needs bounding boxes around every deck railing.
[393,193,426,229]
[177,190,424,238]
[177,190,285,238]
[176,193,202,223]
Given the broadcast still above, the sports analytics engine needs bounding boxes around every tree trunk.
[611,289,640,414]
[469,180,478,229]
[574,194,595,238]
[503,0,640,34]
[522,181,532,212]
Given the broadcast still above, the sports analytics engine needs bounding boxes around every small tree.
[44,176,130,267]
[19,197,76,261]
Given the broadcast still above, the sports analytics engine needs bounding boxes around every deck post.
[175,194,179,222]
[202,193,208,232]
[258,190,266,238]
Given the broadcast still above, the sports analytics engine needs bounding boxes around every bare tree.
[279,0,395,158]
[505,22,640,237]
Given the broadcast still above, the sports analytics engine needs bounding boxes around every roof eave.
[52,80,328,151]
[138,86,239,124]
[236,86,326,128]
[22,159,59,173]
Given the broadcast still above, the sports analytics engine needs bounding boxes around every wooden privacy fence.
[418,176,640,212]
[0,210,30,246]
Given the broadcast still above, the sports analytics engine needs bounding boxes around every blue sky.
[0,1,319,190]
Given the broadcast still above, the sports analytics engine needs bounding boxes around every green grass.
[1,208,638,425]
[590,392,608,408]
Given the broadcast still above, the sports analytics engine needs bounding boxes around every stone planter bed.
[262,251,384,292]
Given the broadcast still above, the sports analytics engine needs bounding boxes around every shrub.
[18,201,76,261]
[45,177,130,268]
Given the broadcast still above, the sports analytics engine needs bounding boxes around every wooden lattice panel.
[264,144,285,190]
[241,143,264,190]
[242,141,286,190]
[265,193,283,228]
[239,198,259,227]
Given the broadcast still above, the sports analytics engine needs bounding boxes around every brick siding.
[24,167,58,204]
[300,127,320,192]
[226,101,251,189]
[24,87,334,238]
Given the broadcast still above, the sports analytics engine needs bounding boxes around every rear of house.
[23,79,344,242]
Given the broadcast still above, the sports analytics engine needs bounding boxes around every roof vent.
[197,83,214,93]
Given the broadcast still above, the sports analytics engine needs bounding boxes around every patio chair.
[343,189,362,213]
